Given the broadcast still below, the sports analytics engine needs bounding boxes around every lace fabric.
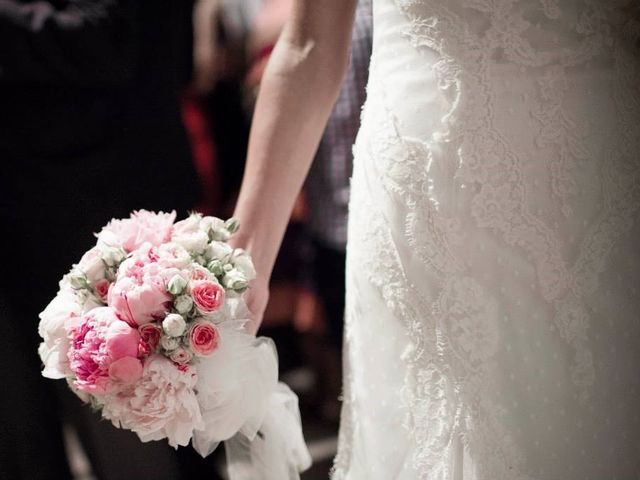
[333,1,640,479]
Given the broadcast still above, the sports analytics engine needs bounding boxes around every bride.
[231,0,640,478]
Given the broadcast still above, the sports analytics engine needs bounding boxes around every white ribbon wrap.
[193,311,311,479]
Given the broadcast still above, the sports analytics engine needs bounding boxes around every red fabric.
[181,90,220,215]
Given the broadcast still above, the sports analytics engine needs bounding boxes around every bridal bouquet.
[38,210,311,479]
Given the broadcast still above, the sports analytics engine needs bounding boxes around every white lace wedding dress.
[333,1,640,479]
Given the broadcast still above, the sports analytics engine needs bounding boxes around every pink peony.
[109,261,171,326]
[109,357,144,384]
[67,307,142,394]
[105,321,140,359]
[100,355,203,448]
[188,321,219,357]
[99,210,176,253]
[191,281,224,313]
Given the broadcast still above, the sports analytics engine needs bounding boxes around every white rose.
[231,249,256,281]
[222,268,248,292]
[210,228,230,242]
[160,335,181,351]
[162,313,187,337]
[173,230,209,254]
[204,241,233,262]
[174,294,194,314]
[199,216,225,236]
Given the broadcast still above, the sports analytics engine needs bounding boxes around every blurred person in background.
[187,0,258,217]
[304,0,372,424]
[0,1,203,479]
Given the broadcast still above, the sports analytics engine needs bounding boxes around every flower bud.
[69,270,88,290]
[160,335,181,352]
[207,259,225,276]
[174,294,194,314]
[100,246,126,267]
[162,313,187,337]
[167,275,187,295]
[224,218,240,234]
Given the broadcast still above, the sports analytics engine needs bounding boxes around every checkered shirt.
[304,0,373,250]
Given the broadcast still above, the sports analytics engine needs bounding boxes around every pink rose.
[94,279,110,301]
[68,307,142,394]
[191,280,224,313]
[109,262,171,326]
[157,243,192,269]
[99,210,176,253]
[189,265,212,282]
[188,321,219,357]
[169,348,193,365]
[138,323,162,352]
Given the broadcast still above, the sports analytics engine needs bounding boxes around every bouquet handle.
[225,383,312,480]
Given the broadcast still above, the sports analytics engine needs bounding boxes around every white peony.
[38,287,84,379]
[101,355,204,448]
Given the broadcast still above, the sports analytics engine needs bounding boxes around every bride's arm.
[232,0,358,330]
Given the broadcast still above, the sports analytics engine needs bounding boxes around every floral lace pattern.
[333,0,640,479]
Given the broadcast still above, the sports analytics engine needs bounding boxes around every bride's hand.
[244,277,269,335]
